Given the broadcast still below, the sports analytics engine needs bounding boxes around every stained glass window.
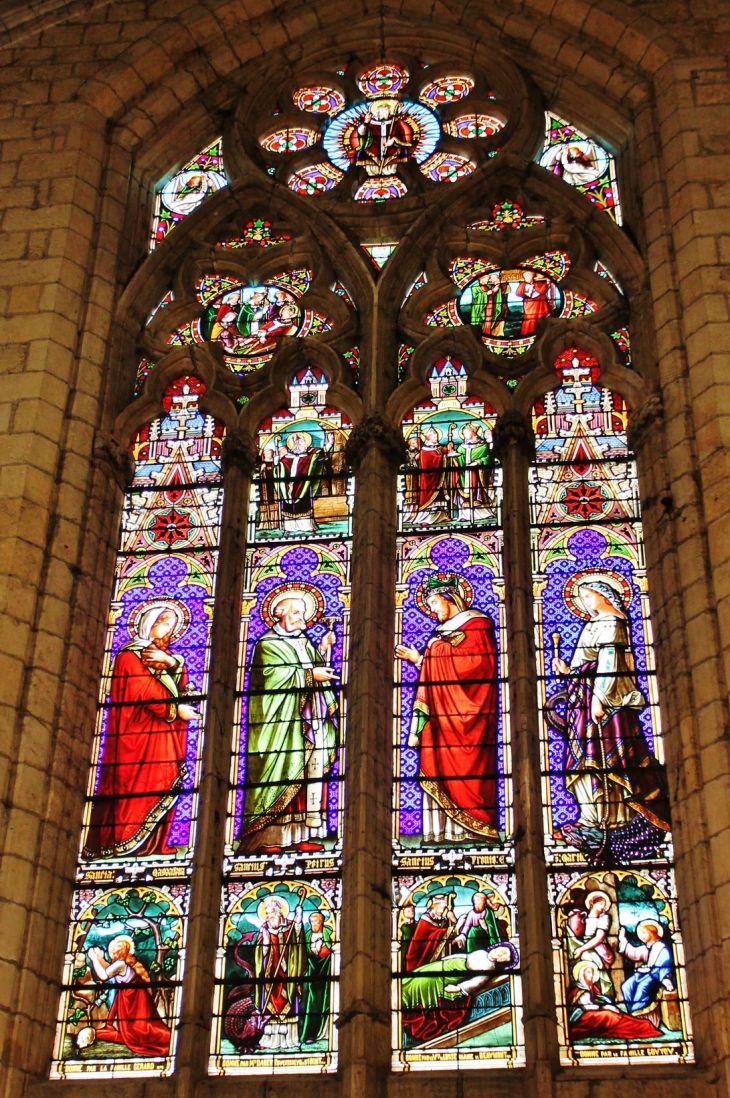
[427,251,578,356]
[217,219,291,249]
[211,367,352,1075]
[392,357,524,1070]
[51,377,224,1078]
[286,61,496,203]
[167,269,332,375]
[539,116,621,223]
[531,349,692,1065]
[150,140,227,250]
[470,202,545,232]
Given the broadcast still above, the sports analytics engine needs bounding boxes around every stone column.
[493,410,558,1091]
[339,415,405,1098]
[173,430,256,1098]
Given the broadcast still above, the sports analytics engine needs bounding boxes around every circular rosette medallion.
[200,283,303,359]
[357,63,409,97]
[323,98,440,178]
[539,138,609,187]
[458,265,564,353]
[159,168,227,217]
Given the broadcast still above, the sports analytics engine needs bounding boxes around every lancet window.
[53,46,695,1088]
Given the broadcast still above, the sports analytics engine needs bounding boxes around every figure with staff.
[254,891,307,1050]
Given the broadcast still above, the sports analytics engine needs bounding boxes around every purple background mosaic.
[232,542,349,842]
[538,526,658,833]
[93,553,217,852]
[396,534,508,838]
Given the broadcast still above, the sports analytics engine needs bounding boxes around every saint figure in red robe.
[84,602,198,860]
[396,572,500,842]
[88,935,172,1057]
[404,894,458,971]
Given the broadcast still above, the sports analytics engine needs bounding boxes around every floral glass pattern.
[392,358,524,1070]
[444,114,503,140]
[419,75,474,105]
[539,116,621,224]
[150,140,227,250]
[211,368,352,1075]
[51,377,224,1078]
[167,270,332,375]
[531,349,692,1065]
[469,201,545,232]
[278,62,490,202]
[260,127,319,154]
[217,219,292,249]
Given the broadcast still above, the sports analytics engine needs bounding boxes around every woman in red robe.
[88,936,172,1056]
[396,572,499,841]
[84,603,197,859]
[568,960,663,1041]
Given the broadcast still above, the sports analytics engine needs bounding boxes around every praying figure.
[87,936,171,1057]
[84,602,197,860]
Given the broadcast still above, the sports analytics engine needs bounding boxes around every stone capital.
[492,410,536,462]
[221,429,258,476]
[345,413,406,470]
[93,431,134,490]
[627,393,663,453]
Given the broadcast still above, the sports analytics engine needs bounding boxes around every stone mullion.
[172,432,254,1097]
[495,411,559,1087]
[338,417,404,1098]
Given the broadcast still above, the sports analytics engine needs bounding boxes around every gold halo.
[563,569,632,620]
[285,430,312,449]
[257,895,290,922]
[585,890,611,909]
[636,918,664,938]
[261,582,325,629]
[128,598,190,641]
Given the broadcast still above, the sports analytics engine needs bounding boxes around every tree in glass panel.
[531,349,693,1064]
[52,376,224,1078]
[392,357,524,1069]
[211,367,351,1075]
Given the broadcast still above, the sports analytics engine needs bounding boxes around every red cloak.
[95,983,171,1057]
[570,1008,662,1041]
[405,914,452,972]
[84,648,188,858]
[417,447,445,509]
[416,612,499,836]
[516,280,551,335]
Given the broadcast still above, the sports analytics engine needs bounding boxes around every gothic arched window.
[52,47,695,1087]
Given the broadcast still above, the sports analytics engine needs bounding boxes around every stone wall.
[0,3,729,1097]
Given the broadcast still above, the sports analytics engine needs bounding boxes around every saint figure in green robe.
[238,591,338,852]
[298,910,333,1044]
[446,422,493,523]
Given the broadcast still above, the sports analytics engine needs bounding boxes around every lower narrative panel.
[51,882,188,1079]
[211,877,340,1075]
[392,869,524,1071]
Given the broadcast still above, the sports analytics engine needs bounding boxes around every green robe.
[237,300,257,337]
[402,955,473,1012]
[240,630,337,839]
[469,281,487,327]
[299,925,333,1043]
